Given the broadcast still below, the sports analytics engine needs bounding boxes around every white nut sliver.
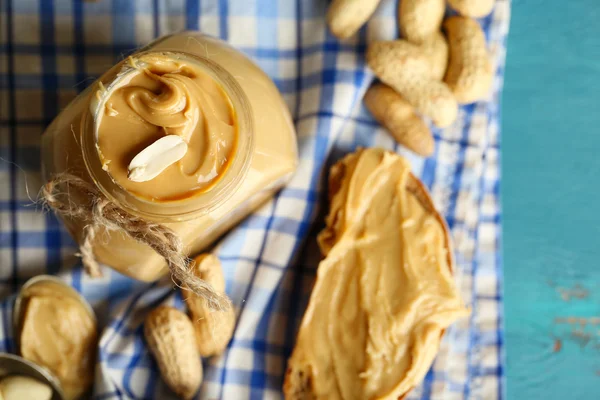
[128,135,188,182]
[0,376,52,400]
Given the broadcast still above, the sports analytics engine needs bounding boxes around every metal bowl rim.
[0,352,65,399]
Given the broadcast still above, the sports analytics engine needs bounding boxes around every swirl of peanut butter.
[94,53,237,201]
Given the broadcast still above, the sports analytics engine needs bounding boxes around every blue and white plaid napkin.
[0,0,508,398]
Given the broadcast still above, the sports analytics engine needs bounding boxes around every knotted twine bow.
[40,172,231,311]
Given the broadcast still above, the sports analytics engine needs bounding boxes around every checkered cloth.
[0,0,508,399]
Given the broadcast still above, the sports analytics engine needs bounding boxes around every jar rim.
[80,50,255,222]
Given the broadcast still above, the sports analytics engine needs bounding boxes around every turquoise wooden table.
[503,0,600,398]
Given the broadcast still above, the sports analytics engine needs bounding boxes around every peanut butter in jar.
[41,33,298,281]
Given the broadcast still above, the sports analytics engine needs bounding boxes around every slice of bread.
[284,149,461,400]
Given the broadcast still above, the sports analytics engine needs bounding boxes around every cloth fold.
[0,0,508,398]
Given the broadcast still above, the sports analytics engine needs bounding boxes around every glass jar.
[41,32,298,281]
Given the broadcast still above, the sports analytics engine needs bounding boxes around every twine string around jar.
[40,172,231,311]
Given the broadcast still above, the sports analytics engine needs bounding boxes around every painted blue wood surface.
[503,0,600,398]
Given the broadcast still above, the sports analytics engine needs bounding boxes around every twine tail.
[40,172,231,311]
[133,226,232,311]
[169,255,232,312]
[79,225,103,278]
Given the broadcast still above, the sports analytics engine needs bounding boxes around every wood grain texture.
[503,0,600,399]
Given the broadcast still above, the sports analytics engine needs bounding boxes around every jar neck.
[80,50,255,222]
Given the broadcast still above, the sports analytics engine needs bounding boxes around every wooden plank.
[503,0,600,398]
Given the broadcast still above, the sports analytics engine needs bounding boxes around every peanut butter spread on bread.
[286,148,469,399]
